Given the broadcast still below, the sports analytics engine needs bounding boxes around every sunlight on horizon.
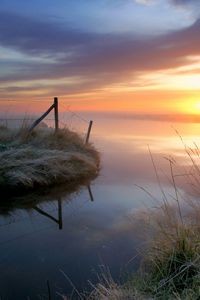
[0,1,200,116]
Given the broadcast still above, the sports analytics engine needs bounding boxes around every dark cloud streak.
[0,12,95,55]
[0,11,200,93]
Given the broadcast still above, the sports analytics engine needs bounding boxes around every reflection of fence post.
[46,280,52,300]
[58,198,63,230]
[85,120,93,144]
[54,97,59,132]
[87,185,94,202]
[34,198,63,230]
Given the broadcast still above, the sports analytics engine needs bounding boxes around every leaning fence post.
[29,102,55,132]
[54,97,59,132]
[85,120,93,144]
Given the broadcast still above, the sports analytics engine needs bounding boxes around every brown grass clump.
[130,207,200,299]
[87,274,148,300]
[0,127,99,190]
[127,145,200,299]
[60,268,149,300]
[87,140,200,300]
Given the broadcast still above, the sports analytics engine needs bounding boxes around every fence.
[0,97,93,144]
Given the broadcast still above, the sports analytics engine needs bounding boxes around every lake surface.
[0,113,200,299]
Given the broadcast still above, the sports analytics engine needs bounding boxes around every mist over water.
[0,113,199,299]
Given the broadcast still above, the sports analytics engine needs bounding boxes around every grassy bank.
[130,145,200,299]
[86,210,200,300]
[86,144,200,300]
[0,126,99,190]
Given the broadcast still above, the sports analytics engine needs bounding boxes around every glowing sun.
[194,101,200,112]
[180,100,200,115]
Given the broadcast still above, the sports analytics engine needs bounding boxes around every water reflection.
[32,185,94,230]
[1,115,200,299]
[34,199,63,230]
[0,180,100,299]
[0,181,95,230]
[0,177,145,299]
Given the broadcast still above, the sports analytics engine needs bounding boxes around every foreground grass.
[129,144,200,299]
[85,211,200,300]
[85,143,200,299]
[0,126,99,190]
[127,210,200,299]
[2,127,200,299]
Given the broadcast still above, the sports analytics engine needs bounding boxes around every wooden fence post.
[29,97,59,132]
[29,103,55,132]
[85,120,93,144]
[54,97,59,132]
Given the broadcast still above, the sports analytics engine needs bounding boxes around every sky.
[0,0,200,114]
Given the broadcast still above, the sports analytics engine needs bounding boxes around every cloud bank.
[0,8,200,98]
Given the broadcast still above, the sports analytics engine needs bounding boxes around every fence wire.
[0,99,91,140]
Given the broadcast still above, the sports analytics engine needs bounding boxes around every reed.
[126,143,200,299]
[87,139,200,299]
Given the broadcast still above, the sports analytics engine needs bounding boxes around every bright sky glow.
[0,0,200,115]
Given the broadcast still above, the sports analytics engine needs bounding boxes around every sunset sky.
[0,0,200,114]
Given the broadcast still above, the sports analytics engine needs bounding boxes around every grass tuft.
[127,144,200,299]
[88,137,200,299]
[0,126,99,190]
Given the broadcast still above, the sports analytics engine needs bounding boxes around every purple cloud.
[0,11,200,96]
[0,12,95,56]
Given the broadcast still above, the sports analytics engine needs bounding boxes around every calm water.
[0,114,200,299]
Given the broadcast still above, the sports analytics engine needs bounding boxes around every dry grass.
[0,126,99,190]
[88,281,142,300]
[86,139,200,300]
[126,143,200,299]
[87,272,149,300]
[128,207,200,299]
[60,268,150,300]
